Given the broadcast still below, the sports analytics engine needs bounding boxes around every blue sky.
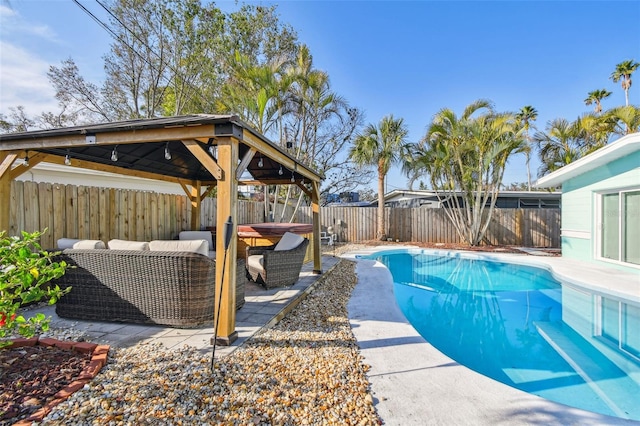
[1,0,639,192]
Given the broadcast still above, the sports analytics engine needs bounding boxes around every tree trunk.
[377,164,386,241]
[525,137,531,191]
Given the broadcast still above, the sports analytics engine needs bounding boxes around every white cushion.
[247,254,264,271]
[179,231,213,251]
[72,239,106,249]
[108,239,149,251]
[149,239,208,257]
[274,232,304,251]
[57,238,80,249]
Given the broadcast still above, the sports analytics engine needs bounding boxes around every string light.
[164,142,171,160]
[291,171,295,183]
[278,165,283,175]
[258,155,263,168]
[111,146,118,162]
[65,152,71,166]
[23,151,29,167]
[208,145,215,157]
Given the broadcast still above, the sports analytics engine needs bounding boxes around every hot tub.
[237,223,314,262]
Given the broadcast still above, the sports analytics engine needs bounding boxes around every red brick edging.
[5,337,110,425]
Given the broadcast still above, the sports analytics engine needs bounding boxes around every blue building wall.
[561,150,640,273]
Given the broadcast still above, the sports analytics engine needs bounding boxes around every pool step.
[535,321,640,420]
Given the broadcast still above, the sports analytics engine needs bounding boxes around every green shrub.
[0,229,70,346]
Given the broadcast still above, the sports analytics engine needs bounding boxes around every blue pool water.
[364,249,640,421]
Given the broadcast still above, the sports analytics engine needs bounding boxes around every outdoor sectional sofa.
[51,238,244,328]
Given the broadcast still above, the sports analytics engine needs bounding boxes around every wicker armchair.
[245,237,309,289]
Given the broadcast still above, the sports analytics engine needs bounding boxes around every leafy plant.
[0,229,70,347]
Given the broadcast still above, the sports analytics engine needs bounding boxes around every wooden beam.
[296,182,312,198]
[236,147,256,180]
[190,181,201,231]
[0,125,218,151]
[0,152,18,180]
[239,178,311,186]
[241,130,323,182]
[311,180,322,274]
[0,152,17,233]
[182,139,222,180]
[179,182,191,198]
[214,136,238,346]
[200,184,216,202]
[7,152,48,180]
[38,153,198,187]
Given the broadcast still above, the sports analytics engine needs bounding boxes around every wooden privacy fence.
[298,206,561,248]
[8,181,264,248]
[8,181,560,248]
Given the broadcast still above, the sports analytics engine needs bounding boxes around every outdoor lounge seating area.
[1,115,325,345]
[245,232,310,289]
[51,238,246,327]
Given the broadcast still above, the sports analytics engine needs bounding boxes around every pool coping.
[345,246,640,425]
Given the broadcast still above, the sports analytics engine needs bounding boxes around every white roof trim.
[384,189,560,201]
[535,132,640,188]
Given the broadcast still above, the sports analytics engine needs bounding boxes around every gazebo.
[0,114,324,345]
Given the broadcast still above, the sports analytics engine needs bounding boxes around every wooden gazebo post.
[311,181,322,274]
[0,152,17,232]
[212,135,239,345]
[190,181,201,231]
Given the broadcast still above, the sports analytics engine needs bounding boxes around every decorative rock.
[34,260,381,425]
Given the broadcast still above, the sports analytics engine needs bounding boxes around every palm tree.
[217,51,289,134]
[575,112,611,150]
[533,118,584,176]
[605,105,640,136]
[421,99,525,246]
[280,46,346,221]
[515,106,538,191]
[584,89,612,114]
[349,115,409,240]
[610,60,639,106]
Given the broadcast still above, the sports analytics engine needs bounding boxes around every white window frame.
[594,295,640,362]
[594,187,640,269]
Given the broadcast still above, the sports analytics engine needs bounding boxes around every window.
[599,189,640,266]
[597,296,640,360]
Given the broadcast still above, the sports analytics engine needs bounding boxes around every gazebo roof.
[0,114,323,186]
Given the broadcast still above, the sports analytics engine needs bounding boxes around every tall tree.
[420,100,525,246]
[515,106,538,191]
[218,51,289,134]
[605,105,640,136]
[47,58,112,122]
[0,107,35,133]
[533,118,584,176]
[349,115,409,240]
[575,112,611,150]
[610,59,639,106]
[584,89,612,114]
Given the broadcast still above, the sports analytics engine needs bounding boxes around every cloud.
[0,4,58,41]
[0,4,61,116]
[0,40,58,116]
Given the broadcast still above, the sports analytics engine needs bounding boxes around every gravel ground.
[34,259,382,425]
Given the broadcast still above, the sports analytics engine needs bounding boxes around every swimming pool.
[362,249,640,421]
